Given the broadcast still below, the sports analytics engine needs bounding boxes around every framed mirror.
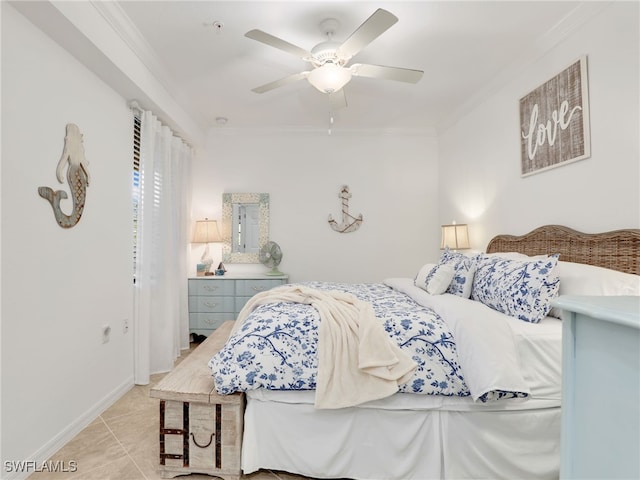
[221,193,270,263]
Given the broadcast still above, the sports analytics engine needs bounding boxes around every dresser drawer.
[189,296,235,313]
[189,313,228,330]
[235,279,284,296]
[189,279,235,297]
[235,297,252,314]
[188,275,288,334]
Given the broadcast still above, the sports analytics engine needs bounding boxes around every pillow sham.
[439,248,476,298]
[549,261,640,318]
[557,260,640,295]
[414,263,437,291]
[471,253,560,323]
[425,263,456,295]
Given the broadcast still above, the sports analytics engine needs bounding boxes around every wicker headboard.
[485,225,640,275]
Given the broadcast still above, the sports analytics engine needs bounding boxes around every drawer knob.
[203,302,218,308]
[203,285,219,292]
[251,286,267,292]
[191,432,214,449]
[204,317,216,325]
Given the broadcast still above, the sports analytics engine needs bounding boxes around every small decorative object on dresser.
[188,274,289,336]
[215,262,227,276]
[258,241,284,276]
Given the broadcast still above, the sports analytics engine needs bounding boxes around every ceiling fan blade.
[251,72,310,94]
[329,89,347,110]
[245,29,312,59]
[350,63,424,83]
[337,9,398,60]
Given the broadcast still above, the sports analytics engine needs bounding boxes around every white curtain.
[134,110,192,385]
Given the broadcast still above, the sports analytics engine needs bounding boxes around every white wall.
[190,131,440,283]
[438,1,640,250]
[1,4,134,473]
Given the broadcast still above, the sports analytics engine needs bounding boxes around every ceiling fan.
[245,8,424,109]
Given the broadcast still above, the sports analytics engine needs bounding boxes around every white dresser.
[188,274,289,335]
[553,295,639,480]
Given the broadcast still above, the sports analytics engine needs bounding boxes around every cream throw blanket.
[231,285,417,409]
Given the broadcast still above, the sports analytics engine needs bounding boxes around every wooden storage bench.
[150,321,243,480]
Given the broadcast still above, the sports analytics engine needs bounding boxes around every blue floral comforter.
[209,282,524,401]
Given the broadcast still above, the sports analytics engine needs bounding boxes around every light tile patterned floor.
[27,347,313,480]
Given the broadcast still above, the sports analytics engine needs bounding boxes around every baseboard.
[2,376,134,480]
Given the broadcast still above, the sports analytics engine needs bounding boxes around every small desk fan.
[259,241,284,276]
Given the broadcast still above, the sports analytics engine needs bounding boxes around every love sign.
[519,56,590,176]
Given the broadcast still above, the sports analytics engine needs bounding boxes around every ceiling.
[114,2,591,133]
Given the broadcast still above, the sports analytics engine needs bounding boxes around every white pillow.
[439,249,476,298]
[557,261,640,295]
[425,263,456,295]
[484,251,548,260]
[414,263,436,291]
[549,261,640,318]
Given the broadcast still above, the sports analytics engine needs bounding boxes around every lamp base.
[201,243,213,273]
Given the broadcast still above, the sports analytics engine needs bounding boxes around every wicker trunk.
[151,321,243,480]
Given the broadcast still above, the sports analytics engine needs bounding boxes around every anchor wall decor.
[38,123,90,228]
[328,185,363,233]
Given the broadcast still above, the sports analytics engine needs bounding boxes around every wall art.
[519,56,590,177]
[328,185,363,233]
[38,123,90,228]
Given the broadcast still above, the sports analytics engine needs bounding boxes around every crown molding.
[207,125,437,138]
[89,1,208,139]
[90,1,178,95]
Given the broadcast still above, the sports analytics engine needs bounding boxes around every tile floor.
[27,346,312,480]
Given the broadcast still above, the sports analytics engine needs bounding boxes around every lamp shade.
[440,224,470,250]
[308,63,352,93]
[192,219,222,244]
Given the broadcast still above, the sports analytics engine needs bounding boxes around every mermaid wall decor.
[38,123,90,228]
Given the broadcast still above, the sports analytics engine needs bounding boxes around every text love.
[522,100,582,161]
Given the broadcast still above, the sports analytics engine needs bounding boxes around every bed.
[208,225,640,480]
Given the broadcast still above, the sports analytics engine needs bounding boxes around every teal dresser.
[188,274,289,336]
[553,295,639,480]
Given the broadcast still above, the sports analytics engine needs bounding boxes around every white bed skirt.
[242,396,560,480]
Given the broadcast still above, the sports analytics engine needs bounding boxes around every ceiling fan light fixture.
[308,63,352,94]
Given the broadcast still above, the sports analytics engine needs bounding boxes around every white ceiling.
[100,2,597,132]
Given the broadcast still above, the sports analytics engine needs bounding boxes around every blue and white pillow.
[414,263,437,290]
[471,253,560,323]
[439,248,477,298]
[425,263,456,295]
